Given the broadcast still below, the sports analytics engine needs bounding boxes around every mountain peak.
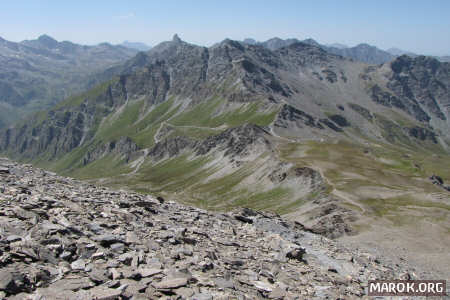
[355,43,373,49]
[302,38,320,46]
[217,38,245,50]
[172,34,182,43]
[38,34,57,43]
[37,34,58,48]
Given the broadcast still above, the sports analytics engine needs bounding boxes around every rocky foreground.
[0,158,422,299]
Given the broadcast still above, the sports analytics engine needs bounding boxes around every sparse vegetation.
[171,98,278,128]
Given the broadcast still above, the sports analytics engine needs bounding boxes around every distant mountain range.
[242,37,450,64]
[0,34,138,128]
[326,43,348,49]
[1,33,448,131]
[241,37,395,64]
[385,47,417,57]
[120,40,152,51]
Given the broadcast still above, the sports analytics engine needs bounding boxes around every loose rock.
[0,157,425,298]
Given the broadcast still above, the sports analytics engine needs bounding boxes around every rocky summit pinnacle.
[172,33,182,43]
[0,157,421,299]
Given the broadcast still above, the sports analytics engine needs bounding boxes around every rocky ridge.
[242,37,396,65]
[0,158,424,299]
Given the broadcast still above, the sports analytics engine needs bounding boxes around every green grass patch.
[361,196,450,218]
[92,96,178,149]
[166,125,222,141]
[95,99,144,142]
[195,165,255,198]
[42,142,98,173]
[137,154,211,189]
[233,187,292,211]
[70,154,132,179]
[133,104,180,148]
[171,98,278,128]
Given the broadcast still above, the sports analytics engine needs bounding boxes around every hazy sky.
[1,0,449,55]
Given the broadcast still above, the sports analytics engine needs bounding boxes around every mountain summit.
[37,34,58,48]
[172,33,182,43]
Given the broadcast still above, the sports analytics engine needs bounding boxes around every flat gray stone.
[110,243,125,253]
[50,277,95,291]
[0,271,13,291]
[175,287,194,298]
[191,293,213,300]
[138,268,163,278]
[6,235,22,243]
[86,286,122,300]
[33,288,78,300]
[254,280,273,292]
[94,234,124,247]
[88,269,108,284]
[214,277,234,289]
[71,259,86,270]
[268,286,287,299]
[152,277,188,290]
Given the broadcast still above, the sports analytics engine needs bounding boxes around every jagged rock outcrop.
[370,84,430,122]
[430,174,450,191]
[275,104,323,129]
[148,137,195,161]
[195,124,272,157]
[406,126,438,143]
[83,137,140,165]
[363,55,449,125]
[388,55,449,121]
[348,103,373,121]
[1,110,86,159]
[0,158,423,299]
[328,114,350,127]
[268,166,323,192]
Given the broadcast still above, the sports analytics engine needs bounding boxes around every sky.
[0,0,449,56]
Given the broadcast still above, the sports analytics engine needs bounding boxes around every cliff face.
[388,55,449,122]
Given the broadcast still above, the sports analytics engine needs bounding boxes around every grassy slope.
[36,94,284,212]
[280,140,450,228]
[101,152,297,213]
[17,77,448,221]
[170,97,278,128]
[46,91,449,219]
